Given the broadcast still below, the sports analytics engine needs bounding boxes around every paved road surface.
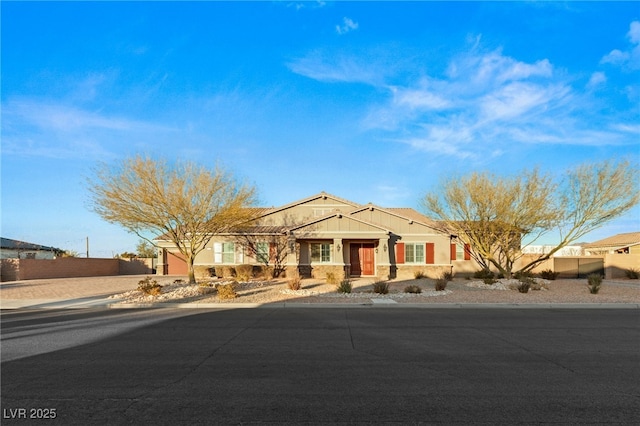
[1,308,639,424]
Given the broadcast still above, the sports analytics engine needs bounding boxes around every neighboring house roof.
[0,237,58,252]
[583,232,640,250]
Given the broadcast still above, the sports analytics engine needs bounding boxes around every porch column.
[377,237,391,279]
[286,235,299,276]
[333,238,346,279]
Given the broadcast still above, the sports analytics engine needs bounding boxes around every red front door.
[350,243,375,276]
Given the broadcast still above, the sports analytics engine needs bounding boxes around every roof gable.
[350,205,445,235]
[287,212,391,235]
[251,191,362,226]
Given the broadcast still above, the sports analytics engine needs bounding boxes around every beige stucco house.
[156,192,472,280]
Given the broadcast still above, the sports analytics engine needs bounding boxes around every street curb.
[108,302,640,309]
[2,299,639,310]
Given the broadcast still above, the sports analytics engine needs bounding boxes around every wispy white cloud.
[587,71,607,89]
[285,1,326,11]
[336,17,358,35]
[601,20,640,70]
[292,40,637,159]
[287,51,384,85]
[1,97,178,159]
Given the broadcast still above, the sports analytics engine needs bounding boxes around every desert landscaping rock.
[3,274,636,307]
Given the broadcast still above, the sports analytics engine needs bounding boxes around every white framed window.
[256,242,269,263]
[405,243,425,264]
[456,243,465,260]
[214,242,236,264]
[313,208,333,217]
[310,243,332,263]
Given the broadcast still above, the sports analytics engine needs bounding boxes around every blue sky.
[2,1,639,257]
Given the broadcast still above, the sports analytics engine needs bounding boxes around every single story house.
[0,237,60,260]
[583,232,640,255]
[156,192,472,280]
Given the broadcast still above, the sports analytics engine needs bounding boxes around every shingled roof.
[583,232,640,249]
[1,237,58,251]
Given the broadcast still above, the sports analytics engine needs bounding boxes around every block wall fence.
[0,258,153,282]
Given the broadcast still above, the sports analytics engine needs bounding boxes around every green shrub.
[473,269,494,279]
[414,270,426,279]
[235,264,254,282]
[216,282,238,299]
[336,279,352,294]
[372,281,389,294]
[625,268,640,279]
[530,281,549,291]
[587,274,603,294]
[137,276,163,296]
[325,272,339,285]
[434,279,448,291]
[514,270,534,280]
[404,285,422,294]
[483,277,498,285]
[515,275,536,293]
[287,275,302,291]
[539,269,559,280]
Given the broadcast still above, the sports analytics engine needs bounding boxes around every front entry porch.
[349,242,376,277]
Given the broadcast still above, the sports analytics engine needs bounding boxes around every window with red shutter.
[464,244,471,261]
[450,243,457,261]
[426,243,435,264]
[396,242,405,264]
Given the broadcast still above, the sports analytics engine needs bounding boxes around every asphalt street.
[1,307,639,425]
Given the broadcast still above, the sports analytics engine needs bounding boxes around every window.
[313,208,333,217]
[214,242,235,264]
[405,243,424,263]
[256,242,269,263]
[451,242,471,261]
[310,243,332,263]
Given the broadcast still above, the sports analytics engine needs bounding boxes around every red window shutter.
[450,243,457,261]
[269,243,276,263]
[396,243,405,264]
[425,243,435,264]
[464,244,471,261]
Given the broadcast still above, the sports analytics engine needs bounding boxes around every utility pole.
[86,237,89,258]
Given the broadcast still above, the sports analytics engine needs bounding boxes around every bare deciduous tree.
[88,155,257,284]
[233,213,302,278]
[423,159,639,276]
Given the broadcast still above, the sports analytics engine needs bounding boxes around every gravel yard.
[2,275,638,306]
[105,276,640,305]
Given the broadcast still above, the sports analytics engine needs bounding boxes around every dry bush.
[288,274,302,291]
[404,285,422,294]
[372,281,389,294]
[434,279,448,291]
[216,282,238,299]
[236,264,254,281]
[137,276,163,296]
